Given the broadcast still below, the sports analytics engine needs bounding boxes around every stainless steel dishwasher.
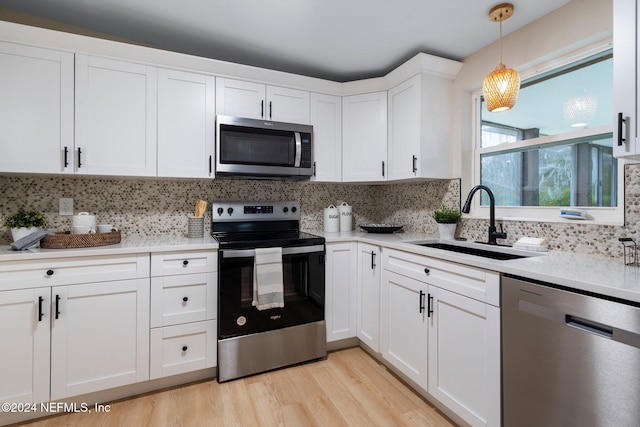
[502,275,640,427]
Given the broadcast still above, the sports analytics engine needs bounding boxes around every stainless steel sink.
[407,241,542,260]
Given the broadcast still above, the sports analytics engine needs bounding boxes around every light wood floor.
[19,347,455,427]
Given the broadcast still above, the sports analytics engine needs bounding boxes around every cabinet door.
[342,92,387,182]
[357,243,380,352]
[75,55,157,176]
[215,78,265,119]
[266,85,310,124]
[0,288,50,404]
[157,69,215,178]
[50,279,149,400]
[613,0,639,158]
[310,93,342,182]
[388,75,421,180]
[428,285,500,427]
[325,242,357,342]
[380,269,427,390]
[0,42,74,174]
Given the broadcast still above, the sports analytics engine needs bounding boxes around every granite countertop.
[2,229,639,304]
[314,229,640,304]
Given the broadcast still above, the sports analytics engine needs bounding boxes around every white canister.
[323,205,340,232]
[71,212,97,233]
[338,202,352,231]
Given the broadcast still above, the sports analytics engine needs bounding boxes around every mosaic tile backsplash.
[1,164,639,258]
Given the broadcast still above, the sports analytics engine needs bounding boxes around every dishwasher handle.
[566,315,614,339]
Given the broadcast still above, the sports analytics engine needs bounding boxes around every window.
[473,46,622,224]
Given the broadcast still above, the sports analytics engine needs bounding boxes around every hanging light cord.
[498,11,504,66]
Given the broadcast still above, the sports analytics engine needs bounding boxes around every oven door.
[218,244,325,340]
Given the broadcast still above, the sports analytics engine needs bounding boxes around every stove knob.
[217,207,223,216]
[291,206,298,213]
[283,207,289,213]
[227,207,234,215]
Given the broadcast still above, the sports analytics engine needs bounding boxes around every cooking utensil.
[195,200,207,217]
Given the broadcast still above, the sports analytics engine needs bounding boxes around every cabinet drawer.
[382,248,500,306]
[151,251,217,277]
[150,273,217,328]
[0,254,150,291]
[150,320,216,379]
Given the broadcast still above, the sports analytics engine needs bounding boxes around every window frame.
[469,40,626,226]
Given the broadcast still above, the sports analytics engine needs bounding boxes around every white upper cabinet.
[0,42,74,174]
[613,0,640,159]
[75,55,157,176]
[157,69,215,178]
[215,78,265,119]
[216,78,310,124]
[310,93,342,182]
[342,91,388,182]
[387,73,456,180]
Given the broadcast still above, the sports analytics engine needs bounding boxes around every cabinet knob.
[182,346,188,352]
[183,260,189,266]
[182,296,188,302]
[46,269,54,276]
[424,268,430,275]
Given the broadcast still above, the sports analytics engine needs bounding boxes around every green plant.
[432,206,461,224]
[3,208,47,229]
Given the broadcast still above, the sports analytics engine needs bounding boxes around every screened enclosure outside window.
[474,47,620,222]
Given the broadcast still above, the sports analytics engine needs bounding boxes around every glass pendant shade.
[483,63,520,112]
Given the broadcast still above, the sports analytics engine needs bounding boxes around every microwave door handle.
[294,132,302,167]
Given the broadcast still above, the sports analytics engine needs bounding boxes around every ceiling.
[0,0,571,82]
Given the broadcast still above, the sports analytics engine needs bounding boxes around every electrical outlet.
[59,198,74,216]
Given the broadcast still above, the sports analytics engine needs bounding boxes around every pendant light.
[482,3,520,113]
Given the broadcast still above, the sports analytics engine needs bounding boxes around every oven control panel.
[212,201,300,221]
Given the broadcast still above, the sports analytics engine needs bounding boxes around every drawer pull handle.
[182,296,188,302]
[46,269,54,276]
[424,268,430,275]
[182,346,188,352]
[183,260,189,266]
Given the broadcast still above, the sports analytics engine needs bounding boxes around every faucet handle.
[496,223,507,239]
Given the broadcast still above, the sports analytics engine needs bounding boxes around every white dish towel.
[252,247,285,311]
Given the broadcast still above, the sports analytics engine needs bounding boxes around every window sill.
[462,214,624,227]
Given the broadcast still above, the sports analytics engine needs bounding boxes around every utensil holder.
[187,216,204,238]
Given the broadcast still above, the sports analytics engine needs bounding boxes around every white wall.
[453,0,613,195]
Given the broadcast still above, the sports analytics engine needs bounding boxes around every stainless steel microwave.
[215,115,313,180]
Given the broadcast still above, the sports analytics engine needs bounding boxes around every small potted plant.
[433,206,461,240]
[3,208,47,242]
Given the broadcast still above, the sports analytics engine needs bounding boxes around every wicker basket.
[41,231,121,249]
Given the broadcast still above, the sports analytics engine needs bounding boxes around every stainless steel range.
[212,201,326,382]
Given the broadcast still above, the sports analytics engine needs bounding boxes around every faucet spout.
[461,185,506,245]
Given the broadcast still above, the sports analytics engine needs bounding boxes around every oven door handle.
[221,244,325,258]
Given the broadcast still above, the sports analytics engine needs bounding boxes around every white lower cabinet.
[149,250,217,379]
[325,242,358,342]
[380,269,428,390]
[50,279,150,400]
[0,254,150,405]
[0,288,50,405]
[381,248,501,427]
[428,285,500,427]
[357,243,381,352]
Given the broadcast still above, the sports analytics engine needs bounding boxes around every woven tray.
[41,231,121,249]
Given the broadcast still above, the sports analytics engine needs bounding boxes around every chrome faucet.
[461,185,507,245]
